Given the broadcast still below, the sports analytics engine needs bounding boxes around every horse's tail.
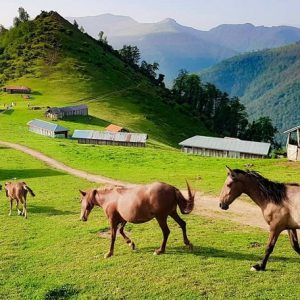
[23,183,35,197]
[175,181,195,214]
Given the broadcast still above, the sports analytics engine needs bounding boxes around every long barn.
[27,119,69,138]
[45,104,88,120]
[179,136,270,159]
[72,130,148,147]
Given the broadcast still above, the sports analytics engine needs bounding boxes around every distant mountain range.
[67,14,300,83]
[200,42,300,138]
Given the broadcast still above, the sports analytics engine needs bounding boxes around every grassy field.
[2,86,300,196]
[1,147,300,299]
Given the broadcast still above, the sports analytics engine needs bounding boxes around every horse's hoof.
[153,250,164,255]
[129,242,135,250]
[17,210,22,216]
[250,264,264,271]
[187,243,193,251]
[104,252,113,258]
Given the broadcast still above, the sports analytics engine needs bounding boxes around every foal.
[79,182,195,258]
[219,166,300,271]
[5,182,35,218]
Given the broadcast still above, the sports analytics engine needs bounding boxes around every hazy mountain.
[203,23,300,52]
[67,14,300,84]
[200,42,300,137]
[67,15,237,83]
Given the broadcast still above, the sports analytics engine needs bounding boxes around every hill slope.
[0,11,210,147]
[69,14,300,83]
[200,42,300,135]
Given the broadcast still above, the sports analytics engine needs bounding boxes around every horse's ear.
[226,166,237,179]
[226,166,232,175]
[79,190,86,196]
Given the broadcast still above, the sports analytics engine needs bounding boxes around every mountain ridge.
[67,14,300,83]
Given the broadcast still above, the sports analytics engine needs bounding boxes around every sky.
[1,0,300,30]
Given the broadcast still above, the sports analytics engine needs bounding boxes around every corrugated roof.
[72,130,148,143]
[47,104,88,114]
[27,119,69,132]
[283,125,300,134]
[105,124,124,132]
[179,136,270,156]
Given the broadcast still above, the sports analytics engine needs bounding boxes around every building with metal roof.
[179,136,270,158]
[45,104,88,120]
[72,130,148,147]
[27,119,69,138]
[283,124,300,161]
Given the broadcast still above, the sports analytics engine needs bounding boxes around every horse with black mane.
[4,181,35,219]
[79,181,195,258]
[219,166,300,271]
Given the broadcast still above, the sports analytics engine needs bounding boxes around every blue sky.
[1,0,300,29]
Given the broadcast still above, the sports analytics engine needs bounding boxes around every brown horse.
[79,181,195,258]
[5,182,35,218]
[219,166,300,271]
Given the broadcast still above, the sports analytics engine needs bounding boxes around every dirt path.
[0,140,268,231]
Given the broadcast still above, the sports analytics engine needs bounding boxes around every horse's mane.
[98,185,127,194]
[234,169,295,204]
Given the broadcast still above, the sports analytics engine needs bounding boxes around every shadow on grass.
[2,109,14,115]
[63,115,109,128]
[32,91,42,96]
[137,245,300,264]
[29,205,76,216]
[44,284,79,300]
[0,169,66,181]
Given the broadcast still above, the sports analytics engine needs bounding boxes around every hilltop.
[201,42,300,136]
[0,11,210,147]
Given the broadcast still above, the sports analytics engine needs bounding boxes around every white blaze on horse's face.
[219,168,243,210]
[79,190,94,221]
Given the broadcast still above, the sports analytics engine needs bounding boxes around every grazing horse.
[79,182,195,258]
[219,166,300,271]
[5,182,35,218]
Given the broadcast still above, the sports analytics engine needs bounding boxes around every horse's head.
[79,189,96,221]
[219,166,244,210]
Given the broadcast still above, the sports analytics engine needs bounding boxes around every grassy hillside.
[200,42,300,137]
[0,11,209,148]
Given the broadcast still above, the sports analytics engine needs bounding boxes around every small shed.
[72,130,148,147]
[283,125,300,161]
[179,136,270,159]
[45,104,88,120]
[105,124,128,133]
[27,119,69,138]
[3,86,31,94]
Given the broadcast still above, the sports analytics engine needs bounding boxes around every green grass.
[1,147,300,299]
[1,91,300,195]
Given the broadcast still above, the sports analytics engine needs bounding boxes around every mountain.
[0,11,210,147]
[203,23,300,52]
[67,15,238,83]
[68,14,300,83]
[200,42,300,137]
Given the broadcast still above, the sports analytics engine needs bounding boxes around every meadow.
[1,146,300,299]
[1,83,300,196]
